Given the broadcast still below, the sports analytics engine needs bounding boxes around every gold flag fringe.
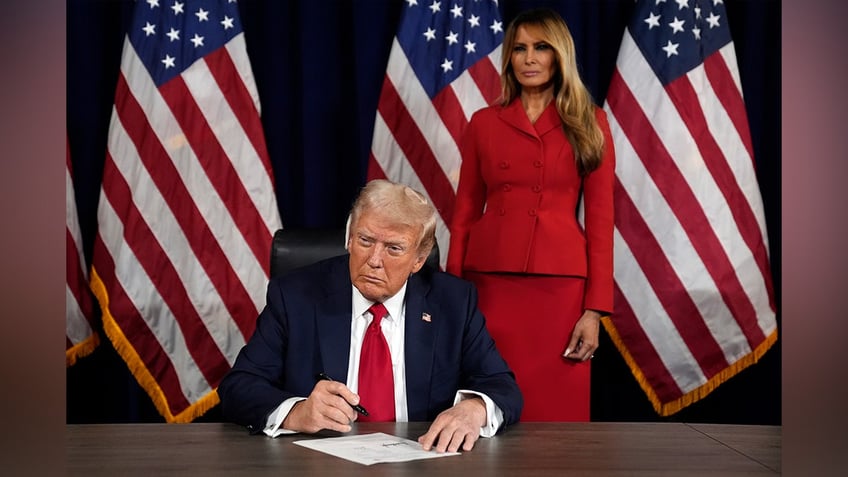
[90,267,220,423]
[66,332,100,367]
[601,316,779,417]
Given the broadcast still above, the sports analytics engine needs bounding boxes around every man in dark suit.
[218,179,522,453]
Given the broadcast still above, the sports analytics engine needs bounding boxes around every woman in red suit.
[447,8,615,421]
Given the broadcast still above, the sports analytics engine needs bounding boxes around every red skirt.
[467,272,590,421]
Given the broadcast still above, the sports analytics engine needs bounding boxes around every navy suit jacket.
[218,254,523,433]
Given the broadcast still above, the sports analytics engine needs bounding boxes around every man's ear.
[410,254,427,275]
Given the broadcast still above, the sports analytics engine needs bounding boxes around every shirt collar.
[352,281,408,322]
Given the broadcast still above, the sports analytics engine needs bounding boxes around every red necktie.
[357,303,395,421]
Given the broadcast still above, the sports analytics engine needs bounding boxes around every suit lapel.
[312,262,440,418]
[534,101,563,136]
[498,97,562,138]
[498,98,536,137]
[316,260,354,383]
[403,273,437,420]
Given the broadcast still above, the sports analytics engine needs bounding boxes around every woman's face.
[510,25,556,94]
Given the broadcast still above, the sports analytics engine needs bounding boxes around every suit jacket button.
[503,183,512,192]
[533,160,543,168]
[528,208,537,216]
[532,185,541,193]
[499,208,506,216]
[499,161,510,169]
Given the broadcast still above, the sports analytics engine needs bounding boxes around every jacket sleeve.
[581,108,616,314]
[409,271,523,427]
[218,278,292,433]
[447,113,487,277]
[457,279,524,427]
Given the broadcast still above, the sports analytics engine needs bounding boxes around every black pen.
[316,372,370,416]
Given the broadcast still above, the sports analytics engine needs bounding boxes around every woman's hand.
[563,309,602,361]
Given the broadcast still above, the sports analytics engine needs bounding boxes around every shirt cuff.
[454,390,504,438]
[263,397,306,437]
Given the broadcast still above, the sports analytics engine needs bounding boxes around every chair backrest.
[269,228,440,278]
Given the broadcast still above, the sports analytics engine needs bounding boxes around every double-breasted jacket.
[447,98,615,313]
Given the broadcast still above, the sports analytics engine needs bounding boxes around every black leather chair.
[269,228,440,278]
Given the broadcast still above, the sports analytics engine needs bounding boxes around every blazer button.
[528,208,537,216]
[502,183,512,192]
[533,160,543,168]
[499,161,510,169]
[499,208,506,216]
[532,185,542,193]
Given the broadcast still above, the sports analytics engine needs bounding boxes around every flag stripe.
[622,38,773,344]
[450,67,488,122]
[66,229,94,326]
[96,163,228,409]
[369,2,504,270]
[613,174,730,376]
[703,52,776,313]
[92,0,281,421]
[663,76,769,346]
[383,39,464,188]
[610,282,684,402]
[466,52,501,106]
[375,75,457,223]
[205,43,273,174]
[431,82,468,152]
[603,0,777,415]
[704,52,754,161]
[91,236,193,415]
[675,59,765,249]
[430,54,502,156]
[159,73,268,270]
[608,61,767,348]
[119,39,269,316]
[66,283,94,344]
[366,152,388,181]
[66,145,98,365]
[101,151,231,385]
[113,73,258,340]
[186,45,279,237]
[608,106,753,375]
[612,218,709,395]
[369,117,453,270]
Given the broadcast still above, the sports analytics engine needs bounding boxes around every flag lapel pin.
[421,313,431,323]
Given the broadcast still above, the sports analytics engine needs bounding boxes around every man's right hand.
[281,380,361,433]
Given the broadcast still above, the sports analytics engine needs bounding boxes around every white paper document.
[293,432,461,465]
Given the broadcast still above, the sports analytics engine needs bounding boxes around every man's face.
[348,209,426,302]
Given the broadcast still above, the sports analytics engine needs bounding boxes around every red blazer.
[447,98,615,313]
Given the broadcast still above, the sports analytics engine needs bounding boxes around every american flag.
[602,0,777,415]
[66,141,99,367]
[89,0,281,422]
[368,0,504,267]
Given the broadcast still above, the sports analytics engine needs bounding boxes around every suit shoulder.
[419,268,474,295]
[470,103,503,123]
[272,254,349,293]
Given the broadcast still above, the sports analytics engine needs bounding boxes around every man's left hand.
[417,397,487,452]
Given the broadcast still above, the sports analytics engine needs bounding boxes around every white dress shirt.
[263,282,504,437]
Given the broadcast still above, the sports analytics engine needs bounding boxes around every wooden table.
[66,421,780,476]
